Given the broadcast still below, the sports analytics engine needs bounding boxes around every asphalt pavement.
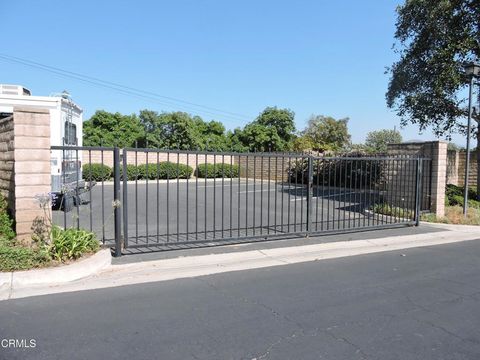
[52,179,413,249]
[2,239,480,360]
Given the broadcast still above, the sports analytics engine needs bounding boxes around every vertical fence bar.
[75,149,80,230]
[166,151,170,242]
[213,153,216,239]
[342,159,347,230]
[122,149,129,248]
[287,156,291,233]
[204,151,207,240]
[196,151,199,240]
[113,147,122,257]
[315,158,320,231]
[230,153,233,238]
[245,155,248,235]
[414,158,423,226]
[368,160,373,227]
[321,158,325,231]
[88,150,93,232]
[62,146,66,229]
[352,159,358,228]
[274,156,278,233]
[221,153,225,239]
[237,154,241,237]
[267,155,271,234]
[145,150,149,244]
[135,147,138,243]
[281,156,285,232]
[156,152,160,243]
[260,155,264,234]
[186,153,189,241]
[176,151,180,242]
[101,149,105,240]
[300,157,304,232]
[327,159,331,231]
[306,156,313,234]
[348,159,353,229]
[253,153,256,235]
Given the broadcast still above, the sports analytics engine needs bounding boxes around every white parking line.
[290,191,357,201]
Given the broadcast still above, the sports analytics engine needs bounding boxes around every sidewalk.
[1,223,478,301]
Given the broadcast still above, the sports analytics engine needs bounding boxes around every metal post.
[306,156,313,234]
[414,158,423,226]
[463,75,474,217]
[122,149,128,248]
[113,147,122,257]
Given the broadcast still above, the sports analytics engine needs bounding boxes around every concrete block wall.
[387,141,447,217]
[0,115,15,214]
[85,150,233,172]
[238,155,293,182]
[456,151,478,188]
[446,150,459,186]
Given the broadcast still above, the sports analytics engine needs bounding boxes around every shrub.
[49,226,100,262]
[196,163,240,178]
[421,205,480,226]
[137,162,193,180]
[120,164,141,180]
[0,244,50,271]
[371,203,413,219]
[0,193,14,241]
[83,163,112,181]
[445,184,479,208]
[288,157,383,188]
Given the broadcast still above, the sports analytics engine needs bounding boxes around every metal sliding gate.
[51,146,432,256]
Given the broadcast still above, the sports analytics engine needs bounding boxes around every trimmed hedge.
[83,163,112,181]
[288,158,383,188]
[120,164,141,181]
[196,163,240,178]
[137,162,193,180]
[445,184,480,209]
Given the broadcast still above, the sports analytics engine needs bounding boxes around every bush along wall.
[196,163,240,178]
[82,163,112,181]
[137,162,193,180]
[288,158,384,188]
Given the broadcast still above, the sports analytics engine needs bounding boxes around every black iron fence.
[50,146,432,255]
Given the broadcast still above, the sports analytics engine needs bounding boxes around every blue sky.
[0,0,464,145]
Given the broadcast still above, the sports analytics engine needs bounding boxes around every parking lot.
[52,178,415,249]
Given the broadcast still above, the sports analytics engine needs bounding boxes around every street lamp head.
[464,61,480,77]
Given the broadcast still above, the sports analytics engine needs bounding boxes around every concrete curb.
[0,249,111,300]
[2,227,479,301]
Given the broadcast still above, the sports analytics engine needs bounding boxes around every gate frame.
[112,150,432,257]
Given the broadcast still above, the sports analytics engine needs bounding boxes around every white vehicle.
[0,84,90,211]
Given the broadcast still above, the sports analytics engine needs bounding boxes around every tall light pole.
[463,61,480,216]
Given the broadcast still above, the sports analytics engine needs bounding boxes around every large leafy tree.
[386,0,480,195]
[365,129,403,153]
[138,110,231,150]
[83,110,145,147]
[255,107,296,147]
[302,115,351,152]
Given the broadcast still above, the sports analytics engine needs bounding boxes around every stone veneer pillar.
[12,107,51,243]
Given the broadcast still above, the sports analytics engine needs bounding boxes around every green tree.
[139,110,205,150]
[302,115,351,152]
[291,135,315,152]
[386,0,480,196]
[255,107,296,148]
[239,122,283,152]
[83,110,145,147]
[364,129,403,153]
